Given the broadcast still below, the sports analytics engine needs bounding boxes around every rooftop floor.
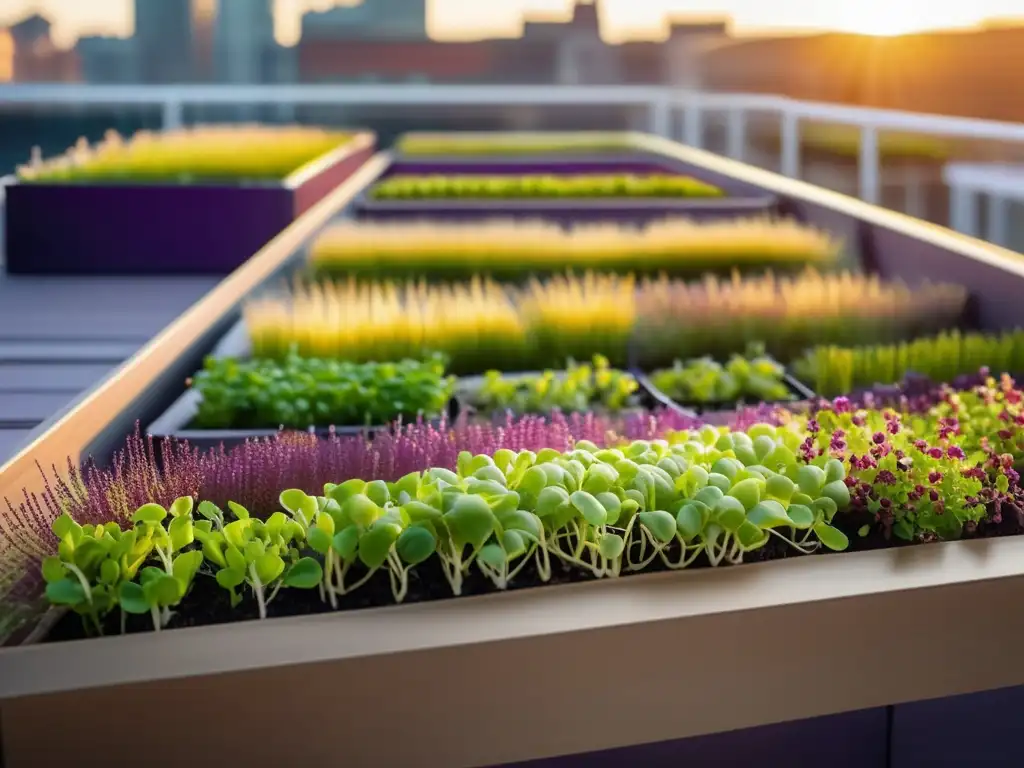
[0,273,219,464]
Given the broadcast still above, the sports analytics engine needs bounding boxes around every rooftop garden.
[0,169,1016,648]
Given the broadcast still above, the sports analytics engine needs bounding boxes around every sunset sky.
[1,0,1022,48]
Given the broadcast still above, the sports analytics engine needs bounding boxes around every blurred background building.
[2,0,1024,248]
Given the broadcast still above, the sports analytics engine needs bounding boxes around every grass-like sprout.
[793,329,1024,397]
[308,217,841,282]
[634,269,969,367]
[17,124,355,184]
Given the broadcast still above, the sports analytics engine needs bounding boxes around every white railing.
[4,83,1024,242]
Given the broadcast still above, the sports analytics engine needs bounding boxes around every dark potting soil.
[44,508,1024,644]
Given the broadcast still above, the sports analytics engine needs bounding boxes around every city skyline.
[2,0,1023,48]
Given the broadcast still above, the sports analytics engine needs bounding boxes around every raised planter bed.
[354,158,778,225]
[4,131,376,276]
[147,319,461,456]
[10,131,1024,768]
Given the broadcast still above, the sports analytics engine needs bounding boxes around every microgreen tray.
[147,320,461,458]
[454,369,692,423]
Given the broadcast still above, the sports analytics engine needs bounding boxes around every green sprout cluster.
[41,425,855,635]
[191,352,454,430]
[649,349,794,406]
[466,356,639,415]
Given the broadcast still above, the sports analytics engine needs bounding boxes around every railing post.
[726,108,746,160]
[683,103,703,148]
[162,99,184,131]
[648,97,671,139]
[949,185,979,237]
[780,109,800,179]
[988,195,1010,247]
[858,126,881,205]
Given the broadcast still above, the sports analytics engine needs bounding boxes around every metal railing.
[4,83,1024,243]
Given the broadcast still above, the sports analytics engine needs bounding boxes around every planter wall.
[505,706,888,768]
[3,132,376,276]
[146,319,460,459]
[354,155,779,226]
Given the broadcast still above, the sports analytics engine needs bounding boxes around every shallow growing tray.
[147,318,460,456]
[354,157,778,225]
[636,368,817,417]
[3,132,376,276]
[454,368,691,424]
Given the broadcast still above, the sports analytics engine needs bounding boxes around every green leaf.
[594,492,622,526]
[858,524,871,537]
[168,514,194,552]
[727,478,763,511]
[41,556,65,583]
[365,479,391,507]
[813,522,849,551]
[796,465,826,496]
[172,550,203,587]
[713,496,747,532]
[402,501,443,524]
[119,581,151,614]
[785,504,815,529]
[255,553,286,585]
[500,510,542,541]
[443,495,496,551]
[638,510,677,544]
[736,520,768,551]
[764,473,795,503]
[501,529,527,559]
[73,538,107,572]
[478,543,508,569]
[396,526,436,566]
[283,557,324,588]
[327,478,367,506]
[197,500,222,521]
[358,523,401,569]
[824,459,846,485]
[143,574,181,607]
[202,538,227,568]
[99,558,120,585]
[225,545,246,571]
[675,502,705,541]
[598,532,625,559]
[746,500,792,529]
[224,519,251,550]
[52,513,81,541]
[342,494,381,527]
[332,526,361,561]
[169,496,194,518]
[45,577,86,606]
[535,486,570,517]
[570,490,607,526]
[132,503,167,524]
[307,526,332,555]
[821,480,851,510]
[216,567,246,590]
[223,501,249,521]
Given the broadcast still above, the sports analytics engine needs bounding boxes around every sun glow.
[829,2,942,36]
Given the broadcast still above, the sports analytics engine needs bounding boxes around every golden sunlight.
[829,1,932,36]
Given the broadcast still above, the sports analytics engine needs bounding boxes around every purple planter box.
[4,132,376,276]
[354,155,778,226]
